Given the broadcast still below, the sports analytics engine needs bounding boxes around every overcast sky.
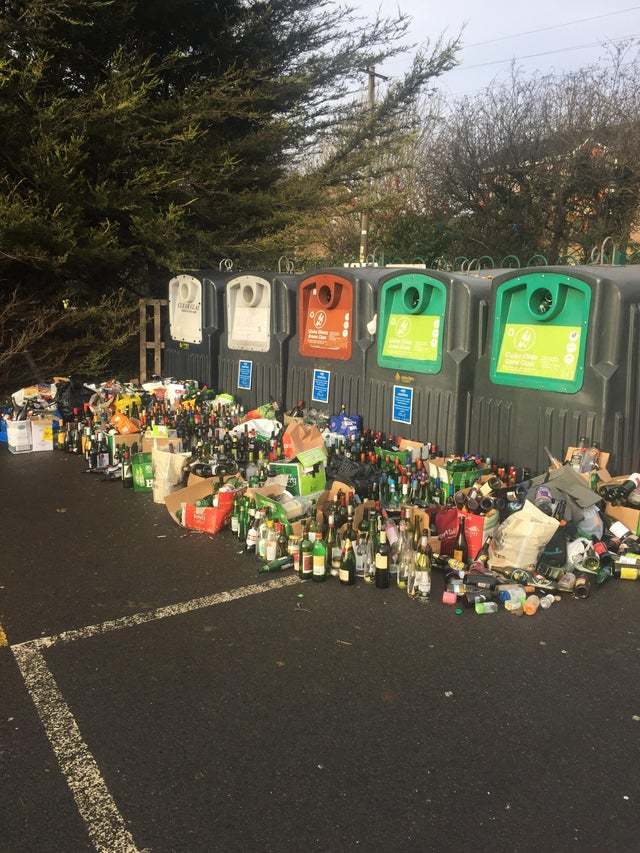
[360,0,640,99]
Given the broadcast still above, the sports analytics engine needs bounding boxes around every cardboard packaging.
[142,432,183,454]
[107,432,142,463]
[7,420,32,454]
[165,477,216,524]
[282,422,325,461]
[269,458,326,496]
[562,447,611,485]
[605,501,640,534]
[30,417,55,452]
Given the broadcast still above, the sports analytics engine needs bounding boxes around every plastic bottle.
[475,601,498,615]
[539,593,555,610]
[523,595,540,616]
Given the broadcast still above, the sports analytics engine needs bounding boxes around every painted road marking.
[11,575,301,852]
[0,624,8,646]
[13,574,301,651]
[13,643,140,853]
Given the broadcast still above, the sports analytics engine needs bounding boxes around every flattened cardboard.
[165,477,215,524]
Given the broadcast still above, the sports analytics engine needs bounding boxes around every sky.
[358,0,640,99]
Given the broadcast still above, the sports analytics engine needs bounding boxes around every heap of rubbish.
[3,376,640,616]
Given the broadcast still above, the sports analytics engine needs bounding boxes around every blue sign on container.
[311,369,331,404]
[392,384,413,425]
[237,359,253,390]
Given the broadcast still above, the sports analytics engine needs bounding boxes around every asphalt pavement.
[2,449,640,852]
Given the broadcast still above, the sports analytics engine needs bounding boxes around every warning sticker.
[382,314,440,361]
[496,323,582,382]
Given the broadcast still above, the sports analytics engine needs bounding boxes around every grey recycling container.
[217,272,298,410]
[468,265,640,474]
[164,270,233,388]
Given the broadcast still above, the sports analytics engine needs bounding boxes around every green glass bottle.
[312,532,328,582]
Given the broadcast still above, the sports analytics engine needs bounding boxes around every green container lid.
[490,272,591,393]
[377,273,447,374]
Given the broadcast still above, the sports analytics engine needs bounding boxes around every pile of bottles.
[26,384,640,616]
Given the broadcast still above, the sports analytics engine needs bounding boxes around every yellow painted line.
[0,625,8,647]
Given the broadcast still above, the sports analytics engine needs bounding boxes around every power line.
[450,32,640,72]
[464,6,640,50]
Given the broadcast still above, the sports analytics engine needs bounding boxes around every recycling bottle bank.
[468,265,640,474]
[217,272,298,409]
[286,269,376,414]
[364,269,491,450]
[165,271,232,388]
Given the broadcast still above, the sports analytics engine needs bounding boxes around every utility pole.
[359,65,388,265]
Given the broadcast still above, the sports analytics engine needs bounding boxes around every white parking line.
[13,643,140,853]
[11,575,301,852]
[14,574,300,652]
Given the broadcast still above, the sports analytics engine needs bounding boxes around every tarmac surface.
[2,448,640,852]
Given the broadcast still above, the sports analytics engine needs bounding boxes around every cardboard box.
[563,447,611,485]
[142,433,183,454]
[7,420,32,454]
[398,438,426,462]
[268,460,326,496]
[606,502,640,534]
[107,432,142,463]
[30,417,55,452]
[282,421,325,460]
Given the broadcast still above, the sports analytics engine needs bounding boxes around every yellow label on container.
[382,314,440,361]
[497,324,581,382]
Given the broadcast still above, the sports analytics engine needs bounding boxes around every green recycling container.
[132,452,153,492]
[468,265,640,474]
[363,269,491,451]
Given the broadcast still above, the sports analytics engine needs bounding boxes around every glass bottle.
[339,538,356,586]
[375,529,390,589]
[412,531,432,601]
[312,532,328,582]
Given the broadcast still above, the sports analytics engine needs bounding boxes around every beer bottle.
[312,532,328,582]
[375,529,390,589]
[339,538,356,586]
